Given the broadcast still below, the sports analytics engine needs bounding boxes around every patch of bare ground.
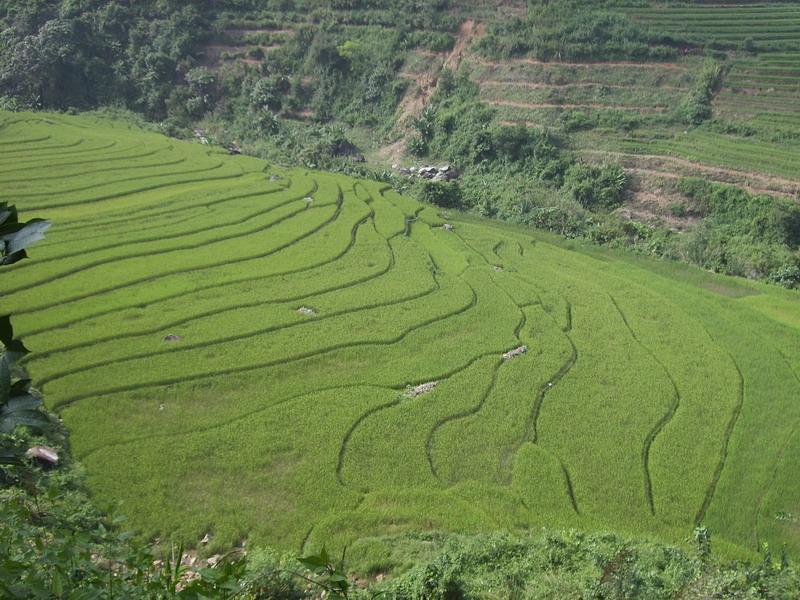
[488,99,667,112]
[376,138,407,165]
[451,0,527,19]
[199,44,280,68]
[383,20,485,158]
[473,56,689,70]
[583,149,800,200]
[395,64,439,127]
[396,20,482,124]
[444,20,485,71]
[479,79,683,91]
[198,44,239,67]
[616,171,700,232]
[223,28,295,36]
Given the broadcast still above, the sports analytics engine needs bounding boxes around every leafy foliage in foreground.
[360,530,800,599]
[0,203,50,460]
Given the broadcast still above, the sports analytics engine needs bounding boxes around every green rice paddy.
[3,111,800,558]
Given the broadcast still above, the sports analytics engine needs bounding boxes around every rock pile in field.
[405,381,438,398]
[192,128,209,145]
[442,223,454,231]
[297,306,316,316]
[502,345,527,360]
[397,164,459,181]
[163,333,182,342]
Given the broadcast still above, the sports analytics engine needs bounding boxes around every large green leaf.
[1,219,51,255]
[0,203,47,437]
[0,447,22,465]
[0,315,29,356]
[0,355,10,406]
[0,201,49,265]
[0,379,47,433]
[0,203,18,228]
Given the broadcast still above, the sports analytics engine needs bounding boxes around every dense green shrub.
[679,58,724,126]
[671,178,800,281]
[369,531,800,600]
[563,163,627,210]
[418,180,463,209]
[769,264,800,289]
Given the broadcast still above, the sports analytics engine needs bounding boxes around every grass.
[4,111,800,561]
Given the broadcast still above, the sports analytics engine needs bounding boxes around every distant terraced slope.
[2,112,800,558]
[459,2,800,207]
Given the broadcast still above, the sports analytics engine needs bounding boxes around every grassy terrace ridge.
[3,111,800,562]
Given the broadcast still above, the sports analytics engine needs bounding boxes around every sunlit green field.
[3,111,800,559]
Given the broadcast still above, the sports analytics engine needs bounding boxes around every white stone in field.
[405,381,438,398]
[502,345,527,360]
[207,554,223,567]
[297,306,316,316]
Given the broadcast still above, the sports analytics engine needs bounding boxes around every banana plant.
[0,203,50,463]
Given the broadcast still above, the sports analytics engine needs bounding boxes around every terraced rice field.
[600,128,800,181]
[464,3,800,189]
[715,52,800,131]
[3,111,800,558]
[621,3,800,143]
[622,3,800,51]
[468,57,695,125]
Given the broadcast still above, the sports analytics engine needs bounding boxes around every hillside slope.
[3,0,800,277]
[2,112,799,559]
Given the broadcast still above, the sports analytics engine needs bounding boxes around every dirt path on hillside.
[473,56,689,70]
[444,20,484,70]
[489,99,668,112]
[583,149,800,199]
[396,20,483,125]
[628,167,792,200]
[479,79,684,91]
[223,28,295,36]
